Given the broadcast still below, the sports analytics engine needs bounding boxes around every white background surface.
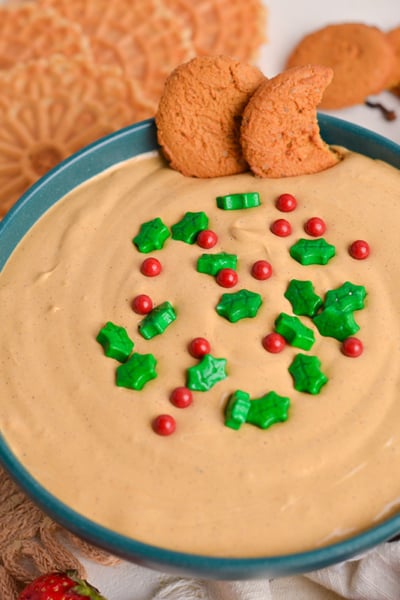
[1,0,399,597]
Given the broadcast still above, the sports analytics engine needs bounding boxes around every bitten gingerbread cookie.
[240,65,339,178]
[155,55,265,178]
[286,23,395,108]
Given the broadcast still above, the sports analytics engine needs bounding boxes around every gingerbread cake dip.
[0,147,400,558]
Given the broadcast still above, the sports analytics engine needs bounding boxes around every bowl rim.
[0,115,399,579]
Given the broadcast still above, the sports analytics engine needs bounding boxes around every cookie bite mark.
[155,55,266,178]
[240,65,339,178]
[286,23,396,109]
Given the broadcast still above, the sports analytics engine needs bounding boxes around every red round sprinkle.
[216,268,238,288]
[251,260,272,280]
[349,240,370,260]
[170,387,193,408]
[341,337,364,358]
[304,216,326,237]
[189,337,211,358]
[140,257,162,276]
[270,218,292,237]
[262,332,286,353]
[153,414,176,436]
[132,294,153,314]
[197,229,218,249]
[276,193,297,212]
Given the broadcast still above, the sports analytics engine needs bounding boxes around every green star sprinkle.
[197,252,237,276]
[216,289,263,323]
[324,281,367,312]
[132,217,170,253]
[288,354,328,395]
[246,391,290,429]
[290,238,336,265]
[171,211,209,244]
[313,306,360,341]
[274,312,315,351]
[116,352,157,390]
[138,301,176,340]
[216,192,261,210]
[187,354,227,391]
[96,321,134,362]
[224,390,251,430]
[284,279,323,317]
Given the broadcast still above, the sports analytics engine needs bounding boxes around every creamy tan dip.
[1,150,400,557]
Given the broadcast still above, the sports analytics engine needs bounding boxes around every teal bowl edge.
[0,115,399,579]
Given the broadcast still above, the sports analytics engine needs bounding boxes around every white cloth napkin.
[82,540,400,600]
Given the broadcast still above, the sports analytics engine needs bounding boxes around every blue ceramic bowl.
[0,116,399,579]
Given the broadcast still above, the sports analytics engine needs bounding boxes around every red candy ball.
[262,332,286,353]
[304,217,326,237]
[132,294,153,314]
[251,260,272,280]
[189,337,211,358]
[270,218,292,237]
[216,268,238,288]
[170,387,193,408]
[140,257,162,276]
[276,193,297,212]
[349,240,370,260]
[153,414,176,436]
[341,337,364,358]
[197,229,218,249]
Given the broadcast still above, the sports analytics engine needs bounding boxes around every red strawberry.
[18,570,107,600]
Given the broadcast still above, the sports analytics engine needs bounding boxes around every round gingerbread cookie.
[286,23,396,108]
[387,27,400,95]
[240,65,339,178]
[155,55,265,178]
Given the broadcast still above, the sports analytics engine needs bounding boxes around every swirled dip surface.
[1,151,400,556]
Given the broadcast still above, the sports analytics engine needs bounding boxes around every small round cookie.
[240,65,339,178]
[387,27,400,95]
[155,55,266,178]
[286,23,396,108]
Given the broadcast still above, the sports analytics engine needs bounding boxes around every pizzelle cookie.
[0,55,153,217]
[240,65,340,178]
[0,3,92,69]
[286,23,396,108]
[163,0,267,62]
[155,55,266,178]
[36,0,195,110]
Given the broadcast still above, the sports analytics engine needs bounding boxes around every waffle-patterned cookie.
[0,55,154,216]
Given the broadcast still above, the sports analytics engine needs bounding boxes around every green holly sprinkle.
[138,301,176,340]
[284,279,323,317]
[290,238,336,265]
[288,354,328,395]
[96,321,134,362]
[274,312,315,351]
[116,352,157,390]
[216,289,263,323]
[132,217,170,253]
[171,211,209,244]
[313,306,360,341]
[246,391,290,429]
[224,390,251,430]
[216,192,261,210]
[187,354,227,391]
[197,252,237,276]
[324,281,367,312]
